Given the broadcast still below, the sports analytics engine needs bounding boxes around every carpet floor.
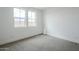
[0,35,79,51]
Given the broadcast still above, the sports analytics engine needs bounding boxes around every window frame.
[13,8,27,27]
[13,8,37,28]
[27,10,37,27]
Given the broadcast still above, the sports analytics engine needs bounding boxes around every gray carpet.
[0,35,79,51]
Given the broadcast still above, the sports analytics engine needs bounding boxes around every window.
[28,11,36,27]
[13,8,37,27]
[14,8,26,27]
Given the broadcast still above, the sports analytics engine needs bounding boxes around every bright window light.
[14,8,26,27]
[28,11,36,27]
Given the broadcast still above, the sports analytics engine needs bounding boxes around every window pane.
[14,18,20,21]
[14,8,20,17]
[28,11,36,27]
[14,21,26,27]
[20,9,25,18]
[28,18,32,22]
[28,22,36,27]
[14,8,26,27]
[32,12,36,19]
[20,19,25,21]
[28,11,32,18]
[14,18,25,21]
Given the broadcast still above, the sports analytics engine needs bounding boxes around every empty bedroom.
[0,7,79,51]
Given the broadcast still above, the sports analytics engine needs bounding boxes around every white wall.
[0,7,43,45]
[44,7,79,43]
